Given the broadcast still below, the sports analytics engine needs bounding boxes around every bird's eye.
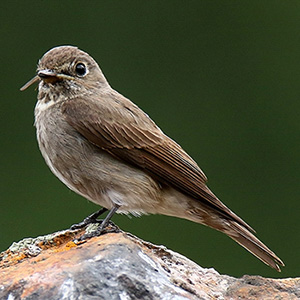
[75,63,87,76]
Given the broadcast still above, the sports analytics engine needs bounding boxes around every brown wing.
[61,94,253,231]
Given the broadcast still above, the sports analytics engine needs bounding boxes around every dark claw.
[75,220,120,242]
[71,205,120,242]
[70,208,108,230]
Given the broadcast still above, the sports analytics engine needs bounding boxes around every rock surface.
[0,223,299,300]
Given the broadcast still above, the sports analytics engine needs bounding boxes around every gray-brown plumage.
[21,46,284,271]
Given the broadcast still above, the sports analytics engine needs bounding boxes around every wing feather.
[62,95,253,231]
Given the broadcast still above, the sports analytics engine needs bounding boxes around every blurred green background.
[1,1,299,278]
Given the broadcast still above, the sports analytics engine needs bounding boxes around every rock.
[0,223,299,300]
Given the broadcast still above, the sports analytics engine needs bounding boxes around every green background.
[1,1,299,278]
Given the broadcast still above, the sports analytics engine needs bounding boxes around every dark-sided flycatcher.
[21,46,284,271]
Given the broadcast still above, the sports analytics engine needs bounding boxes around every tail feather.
[227,221,284,271]
[186,205,284,271]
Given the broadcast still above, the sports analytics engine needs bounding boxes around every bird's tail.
[186,204,284,271]
[225,220,284,271]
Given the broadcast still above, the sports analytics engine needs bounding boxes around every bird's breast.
[34,100,164,213]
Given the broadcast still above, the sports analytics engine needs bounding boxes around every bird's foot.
[73,220,120,243]
[72,205,120,242]
[70,208,108,230]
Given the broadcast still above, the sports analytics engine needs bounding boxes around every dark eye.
[75,63,87,76]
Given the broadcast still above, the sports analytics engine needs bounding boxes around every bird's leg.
[70,207,108,230]
[73,204,120,241]
[96,204,120,233]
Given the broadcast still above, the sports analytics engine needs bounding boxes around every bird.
[20,45,284,271]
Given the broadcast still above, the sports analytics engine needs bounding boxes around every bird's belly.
[35,108,162,214]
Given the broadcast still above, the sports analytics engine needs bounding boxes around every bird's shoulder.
[61,91,208,184]
[61,91,164,149]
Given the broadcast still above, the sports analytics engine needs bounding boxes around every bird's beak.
[20,70,74,91]
[20,75,40,91]
[38,69,74,82]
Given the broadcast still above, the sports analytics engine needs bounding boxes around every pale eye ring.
[75,63,87,77]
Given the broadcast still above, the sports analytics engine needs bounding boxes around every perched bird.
[21,46,284,271]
